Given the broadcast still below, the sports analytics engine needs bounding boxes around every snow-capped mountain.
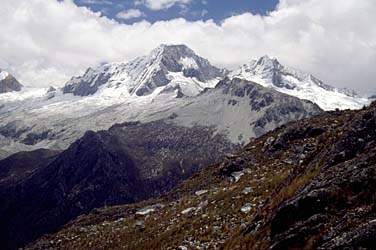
[1,44,370,159]
[0,45,321,159]
[0,76,321,158]
[231,55,369,110]
[0,69,23,93]
[63,44,226,97]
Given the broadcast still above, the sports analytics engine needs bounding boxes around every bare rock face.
[216,77,322,138]
[0,70,22,93]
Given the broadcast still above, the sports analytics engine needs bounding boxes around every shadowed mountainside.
[0,120,237,250]
[26,102,376,250]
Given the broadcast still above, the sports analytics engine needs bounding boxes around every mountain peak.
[63,44,225,97]
[155,43,192,52]
[0,69,23,93]
[130,43,224,96]
[231,56,368,110]
[149,44,197,62]
[254,55,281,69]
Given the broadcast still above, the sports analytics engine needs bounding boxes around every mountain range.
[0,44,373,249]
[0,44,369,159]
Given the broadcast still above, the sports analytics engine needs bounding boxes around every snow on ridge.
[0,70,9,81]
[231,55,369,111]
[62,44,224,97]
[180,57,199,69]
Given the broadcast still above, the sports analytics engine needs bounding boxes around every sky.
[0,0,375,94]
[74,0,279,23]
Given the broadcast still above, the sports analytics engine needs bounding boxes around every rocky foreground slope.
[27,102,376,250]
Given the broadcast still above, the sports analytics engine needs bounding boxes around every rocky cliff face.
[0,70,22,93]
[0,120,237,250]
[25,102,376,250]
[214,77,322,138]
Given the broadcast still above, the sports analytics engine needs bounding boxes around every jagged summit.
[60,47,368,110]
[62,44,225,97]
[150,44,196,57]
[254,55,281,69]
[232,55,368,110]
[237,55,333,90]
[0,69,23,94]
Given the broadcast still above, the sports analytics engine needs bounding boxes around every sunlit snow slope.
[231,55,369,111]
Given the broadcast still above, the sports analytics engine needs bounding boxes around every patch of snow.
[180,57,199,69]
[0,70,9,81]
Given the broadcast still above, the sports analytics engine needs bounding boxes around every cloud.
[0,0,375,94]
[79,0,113,5]
[135,0,192,11]
[189,9,208,18]
[116,9,144,20]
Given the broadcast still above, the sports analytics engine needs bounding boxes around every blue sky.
[74,0,279,23]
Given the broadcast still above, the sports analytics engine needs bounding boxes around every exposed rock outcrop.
[0,70,22,93]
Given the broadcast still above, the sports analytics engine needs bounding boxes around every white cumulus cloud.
[0,0,375,94]
[116,9,144,20]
